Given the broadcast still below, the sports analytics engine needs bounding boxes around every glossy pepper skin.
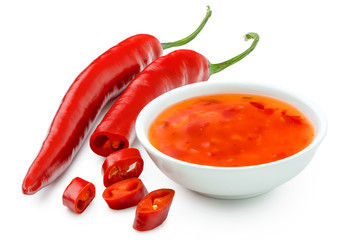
[90,50,210,156]
[90,33,259,157]
[102,178,148,210]
[102,148,144,187]
[133,189,175,231]
[62,177,96,214]
[22,35,162,195]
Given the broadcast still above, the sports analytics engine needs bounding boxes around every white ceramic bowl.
[135,81,327,199]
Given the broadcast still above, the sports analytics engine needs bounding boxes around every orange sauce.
[148,94,315,167]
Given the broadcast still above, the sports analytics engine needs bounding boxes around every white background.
[1,0,359,239]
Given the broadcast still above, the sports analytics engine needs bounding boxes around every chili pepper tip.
[22,177,41,195]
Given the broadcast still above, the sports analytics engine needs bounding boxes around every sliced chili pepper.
[22,7,212,195]
[250,101,275,115]
[284,114,303,124]
[133,188,175,231]
[62,177,96,214]
[102,148,144,187]
[250,101,265,109]
[90,33,260,156]
[102,178,148,210]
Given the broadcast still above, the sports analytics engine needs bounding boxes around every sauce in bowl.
[148,93,315,167]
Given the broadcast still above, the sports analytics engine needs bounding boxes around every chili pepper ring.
[102,178,148,210]
[133,189,175,231]
[102,148,144,187]
[62,177,96,214]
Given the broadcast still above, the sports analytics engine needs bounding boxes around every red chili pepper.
[22,7,212,195]
[62,177,96,214]
[90,33,260,156]
[250,101,265,109]
[102,178,148,210]
[102,148,144,187]
[133,188,175,231]
[283,114,303,124]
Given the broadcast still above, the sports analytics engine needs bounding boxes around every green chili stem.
[161,6,212,50]
[209,32,260,75]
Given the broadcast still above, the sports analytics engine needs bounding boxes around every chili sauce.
[148,94,315,167]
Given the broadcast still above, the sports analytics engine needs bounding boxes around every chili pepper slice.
[22,7,212,195]
[133,188,175,231]
[90,33,260,157]
[62,177,96,214]
[102,148,144,187]
[282,112,304,124]
[102,178,148,210]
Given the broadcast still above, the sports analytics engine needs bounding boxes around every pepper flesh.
[90,33,259,157]
[133,189,175,231]
[62,177,96,214]
[102,178,148,210]
[22,7,212,195]
[102,148,144,187]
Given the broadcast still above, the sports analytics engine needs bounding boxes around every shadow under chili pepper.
[33,176,63,201]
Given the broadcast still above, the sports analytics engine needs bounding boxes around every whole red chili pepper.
[22,7,212,195]
[102,178,148,210]
[90,33,259,156]
[62,177,96,214]
[102,148,144,187]
[133,188,175,231]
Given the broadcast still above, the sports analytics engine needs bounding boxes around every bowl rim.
[135,80,327,171]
